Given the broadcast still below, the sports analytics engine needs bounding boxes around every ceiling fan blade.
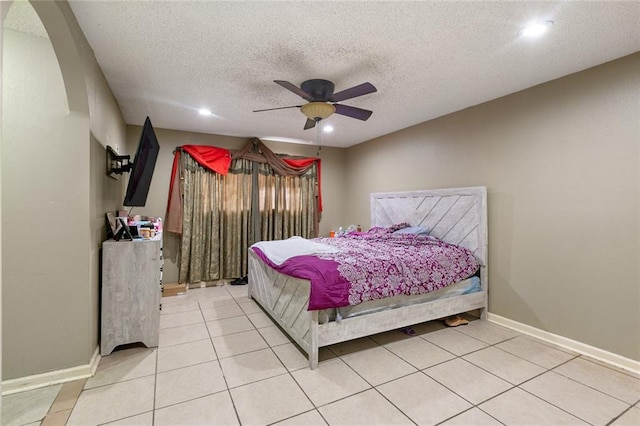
[304,118,317,130]
[253,105,302,112]
[329,82,377,102]
[334,104,373,121]
[274,80,313,101]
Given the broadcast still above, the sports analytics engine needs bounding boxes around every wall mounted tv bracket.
[106,145,132,178]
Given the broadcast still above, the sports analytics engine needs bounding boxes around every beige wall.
[1,1,126,381]
[1,26,92,379]
[345,53,639,360]
[123,126,346,283]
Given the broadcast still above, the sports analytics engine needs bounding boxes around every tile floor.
[3,284,640,426]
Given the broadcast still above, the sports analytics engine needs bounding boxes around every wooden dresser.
[101,234,162,356]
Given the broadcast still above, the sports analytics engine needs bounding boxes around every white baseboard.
[488,313,640,375]
[1,346,100,396]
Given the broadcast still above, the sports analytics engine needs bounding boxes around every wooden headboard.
[370,186,488,267]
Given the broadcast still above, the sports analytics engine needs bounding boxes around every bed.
[248,186,488,369]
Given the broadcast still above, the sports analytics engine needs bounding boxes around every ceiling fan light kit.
[301,102,336,121]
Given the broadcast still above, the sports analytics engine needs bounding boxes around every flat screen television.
[123,116,160,207]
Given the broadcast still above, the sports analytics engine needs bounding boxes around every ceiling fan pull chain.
[316,123,322,157]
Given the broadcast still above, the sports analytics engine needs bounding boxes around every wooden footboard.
[248,250,317,364]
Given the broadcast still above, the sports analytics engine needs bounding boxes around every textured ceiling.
[21,1,640,147]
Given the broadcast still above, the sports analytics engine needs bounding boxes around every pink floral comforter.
[251,227,480,310]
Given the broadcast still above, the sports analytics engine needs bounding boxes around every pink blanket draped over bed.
[251,227,480,310]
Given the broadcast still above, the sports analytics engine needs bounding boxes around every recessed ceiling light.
[323,125,334,133]
[198,108,213,116]
[520,20,553,38]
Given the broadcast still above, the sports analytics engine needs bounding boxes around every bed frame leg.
[310,350,319,370]
[480,306,488,320]
[309,311,319,369]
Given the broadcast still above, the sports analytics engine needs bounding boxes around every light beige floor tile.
[230,374,314,426]
[272,409,327,425]
[247,311,276,328]
[219,348,288,388]
[611,406,640,425]
[378,372,472,425]
[85,347,156,389]
[327,336,378,356]
[239,299,265,314]
[553,357,640,404]
[421,328,488,356]
[2,385,62,426]
[581,356,640,380]
[258,324,291,347]
[159,299,199,315]
[159,309,203,329]
[456,320,520,344]
[383,335,455,369]
[156,339,216,373]
[200,303,245,321]
[226,284,251,299]
[272,343,311,371]
[154,392,239,426]
[212,329,268,358]
[188,285,232,300]
[206,315,255,337]
[158,322,209,347]
[463,346,546,385]
[197,295,238,309]
[439,407,503,426]
[425,358,512,404]
[291,358,371,406]
[496,335,576,369]
[340,346,417,386]
[480,387,588,425]
[522,371,631,425]
[319,388,414,426]
[103,412,153,425]
[67,376,155,425]
[155,361,227,408]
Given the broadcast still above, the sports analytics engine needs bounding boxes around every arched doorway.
[1,0,93,391]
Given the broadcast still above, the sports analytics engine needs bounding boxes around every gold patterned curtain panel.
[171,139,320,285]
[258,162,318,242]
[178,154,253,283]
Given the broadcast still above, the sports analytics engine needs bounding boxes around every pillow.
[388,222,411,233]
[393,226,429,235]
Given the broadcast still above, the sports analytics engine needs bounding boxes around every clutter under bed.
[248,186,488,369]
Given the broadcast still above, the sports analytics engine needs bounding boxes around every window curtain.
[258,162,318,241]
[177,153,253,284]
[167,138,320,285]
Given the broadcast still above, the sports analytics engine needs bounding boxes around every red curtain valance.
[181,144,232,175]
[165,138,322,235]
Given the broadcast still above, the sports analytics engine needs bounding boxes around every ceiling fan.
[254,79,377,130]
